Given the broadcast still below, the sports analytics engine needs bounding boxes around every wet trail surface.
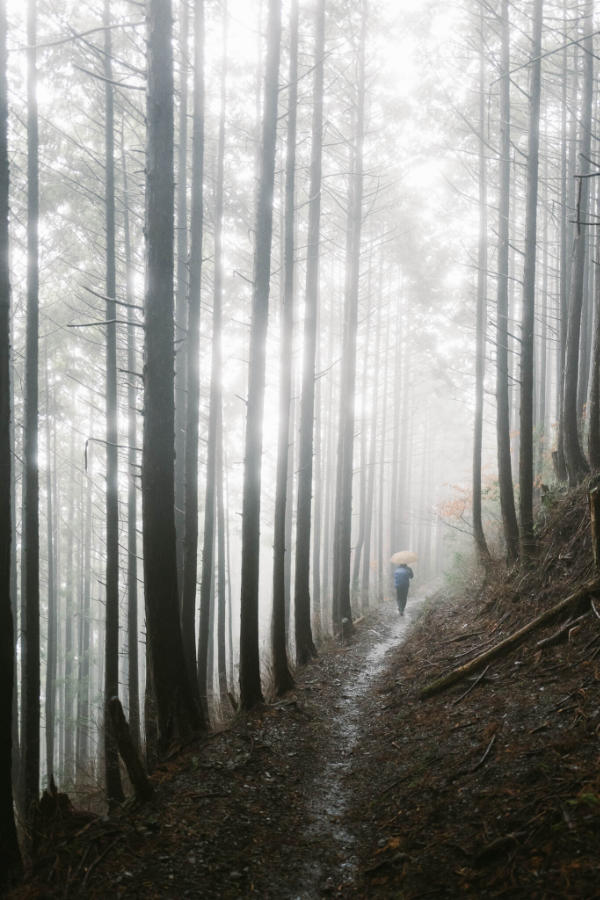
[14,600,424,900]
[291,598,424,898]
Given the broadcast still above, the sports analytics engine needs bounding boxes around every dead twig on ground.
[452,665,490,706]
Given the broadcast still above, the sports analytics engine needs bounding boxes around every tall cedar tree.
[332,0,367,633]
[198,2,228,717]
[143,0,203,751]
[44,362,56,782]
[473,9,490,564]
[239,0,282,709]
[495,0,519,562]
[103,0,124,804]
[175,0,189,601]
[562,0,593,486]
[294,0,325,665]
[21,0,40,820]
[272,0,298,695]
[0,0,22,881]
[122,136,140,751]
[182,0,204,711]
[518,0,543,563]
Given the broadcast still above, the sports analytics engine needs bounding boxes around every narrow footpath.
[15,600,422,899]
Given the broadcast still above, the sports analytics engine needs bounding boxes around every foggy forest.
[2,0,600,895]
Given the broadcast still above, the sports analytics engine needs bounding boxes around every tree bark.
[143,0,203,752]
[198,2,228,717]
[495,0,519,563]
[44,360,57,785]
[272,0,298,695]
[294,0,325,665]
[562,0,593,486]
[21,0,40,821]
[239,0,282,709]
[103,0,124,805]
[332,0,367,633]
[175,0,189,601]
[473,12,490,565]
[121,132,141,754]
[518,0,543,565]
[0,0,22,877]
[181,0,204,708]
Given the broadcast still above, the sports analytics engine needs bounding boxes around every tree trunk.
[103,0,124,805]
[588,189,600,467]
[44,360,57,784]
[181,0,204,708]
[562,0,593,486]
[175,0,189,601]
[143,0,203,752]
[473,13,490,564]
[21,0,40,821]
[294,0,325,666]
[272,0,297,695]
[332,0,367,634]
[495,0,519,563]
[0,0,22,876]
[121,131,140,754]
[76,442,92,775]
[198,2,228,717]
[518,0,543,565]
[239,0,281,709]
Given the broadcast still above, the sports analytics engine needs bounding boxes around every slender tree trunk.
[473,16,490,564]
[216,405,228,706]
[0,0,22,876]
[122,132,140,754]
[294,0,325,665]
[76,448,92,776]
[495,0,519,563]
[519,0,543,564]
[103,0,124,805]
[361,298,381,606]
[143,0,203,752]
[21,0,40,821]
[198,3,228,716]
[555,7,570,481]
[181,0,204,707]
[562,0,593,486]
[332,1,367,633]
[588,186,600,467]
[239,0,282,709]
[272,0,297,694]
[44,360,57,784]
[175,0,189,600]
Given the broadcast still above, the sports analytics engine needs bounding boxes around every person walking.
[394,563,413,616]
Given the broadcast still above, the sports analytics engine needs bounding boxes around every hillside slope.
[352,483,600,897]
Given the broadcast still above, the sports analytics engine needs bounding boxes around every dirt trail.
[13,600,423,900]
[295,598,424,897]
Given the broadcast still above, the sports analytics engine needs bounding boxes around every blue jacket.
[394,565,414,589]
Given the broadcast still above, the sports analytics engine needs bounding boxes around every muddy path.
[294,598,424,898]
[13,599,424,900]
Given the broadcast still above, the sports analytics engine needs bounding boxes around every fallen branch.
[109,697,154,802]
[535,612,590,650]
[420,579,600,700]
[452,664,490,706]
[471,733,496,772]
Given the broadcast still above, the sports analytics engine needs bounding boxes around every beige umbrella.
[391,550,418,565]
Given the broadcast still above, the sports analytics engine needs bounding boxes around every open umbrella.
[391,550,418,565]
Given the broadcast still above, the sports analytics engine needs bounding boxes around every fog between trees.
[2,0,596,877]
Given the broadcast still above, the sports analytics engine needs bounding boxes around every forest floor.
[9,486,600,898]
